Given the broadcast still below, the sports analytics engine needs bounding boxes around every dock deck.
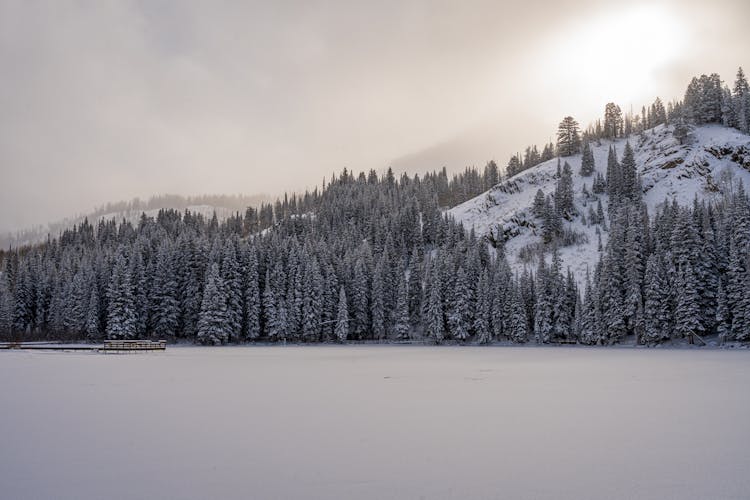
[0,340,167,352]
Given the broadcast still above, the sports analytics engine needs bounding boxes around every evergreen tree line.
[1,151,749,346]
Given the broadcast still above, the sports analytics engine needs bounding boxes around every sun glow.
[546,4,687,110]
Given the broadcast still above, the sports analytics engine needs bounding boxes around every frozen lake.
[1,345,749,500]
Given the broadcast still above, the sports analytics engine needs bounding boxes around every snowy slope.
[450,124,750,280]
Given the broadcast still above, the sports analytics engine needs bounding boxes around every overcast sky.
[1,0,748,232]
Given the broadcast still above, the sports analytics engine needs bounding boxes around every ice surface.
[1,346,749,500]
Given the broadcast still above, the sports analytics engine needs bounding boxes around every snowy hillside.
[450,124,750,280]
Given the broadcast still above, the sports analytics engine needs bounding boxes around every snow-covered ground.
[1,346,749,500]
[450,124,750,281]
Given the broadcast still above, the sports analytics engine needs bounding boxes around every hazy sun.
[549,4,686,108]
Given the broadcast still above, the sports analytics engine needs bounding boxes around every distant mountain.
[0,193,269,249]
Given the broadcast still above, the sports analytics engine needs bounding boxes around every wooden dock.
[0,340,167,352]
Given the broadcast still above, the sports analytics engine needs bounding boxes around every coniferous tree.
[580,142,595,176]
[474,270,492,344]
[0,272,14,337]
[244,249,261,340]
[393,277,410,340]
[370,256,387,340]
[715,279,730,344]
[557,116,581,156]
[603,103,623,139]
[426,263,444,344]
[447,267,470,341]
[150,244,179,339]
[555,162,575,217]
[407,249,423,328]
[674,264,703,343]
[85,286,100,341]
[733,67,749,133]
[335,286,349,343]
[106,253,137,340]
[197,263,229,345]
[506,281,528,343]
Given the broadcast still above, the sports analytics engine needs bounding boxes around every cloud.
[0,0,748,232]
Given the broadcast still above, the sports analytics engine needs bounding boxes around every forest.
[0,68,749,346]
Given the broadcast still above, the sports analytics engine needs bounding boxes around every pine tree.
[393,277,410,340]
[335,286,350,343]
[534,257,553,343]
[734,67,750,133]
[447,267,470,341]
[85,285,100,341]
[0,272,14,337]
[715,279,730,344]
[150,244,179,339]
[555,162,575,217]
[351,257,370,340]
[603,103,623,139]
[473,270,492,344]
[533,189,546,218]
[426,263,444,344]
[263,269,278,340]
[674,264,703,343]
[370,257,387,340]
[606,146,621,199]
[580,142,595,176]
[244,249,261,340]
[557,116,581,156]
[620,142,638,201]
[105,253,138,340]
[407,248,422,328]
[302,259,323,342]
[197,263,229,345]
[220,238,243,342]
[506,281,528,343]
[579,270,598,344]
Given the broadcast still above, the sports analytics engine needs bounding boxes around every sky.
[1,0,748,232]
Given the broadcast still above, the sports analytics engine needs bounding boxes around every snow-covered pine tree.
[447,267,470,341]
[335,286,349,343]
[426,262,444,344]
[674,263,703,343]
[557,116,581,157]
[603,102,623,139]
[592,172,607,194]
[302,258,323,342]
[85,285,100,341]
[150,243,180,339]
[532,189,546,218]
[715,279,730,344]
[393,277,410,340]
[505,280,528,343]
[555,162,575,217]
[0,272,14,337]
[220,237,243,342]
[243,247,261,341]
[370,256,387,340]
[351,257,370,340]
[580,142,595,176]
[605,145,621,201]
[407,248,422,328]
[106,253,138,340]
[473,270,491,344]
[620,142,638,202]
[733,67,749,133]
[197,263,230,345]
